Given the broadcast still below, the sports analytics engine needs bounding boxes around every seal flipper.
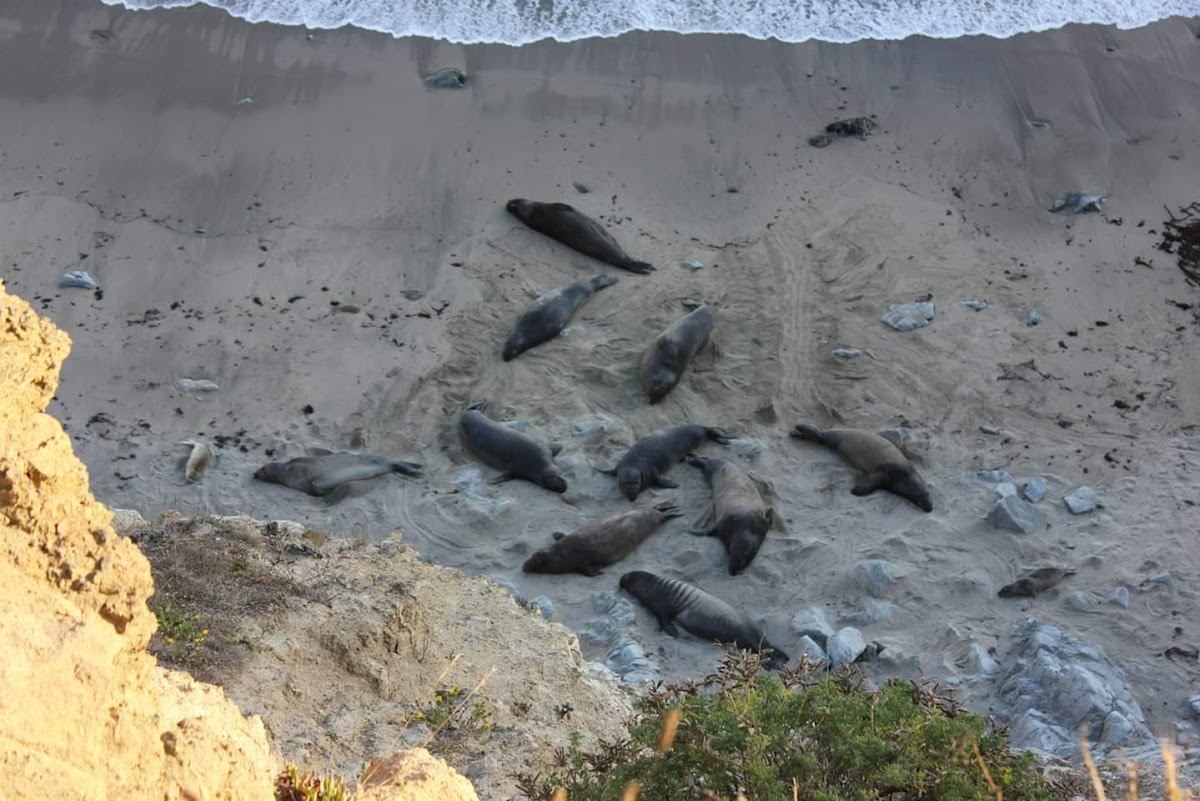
[390,460,424,477]
[320,484,354,504]
[790,424,824,443]
[852,471,886,496]
[657,615,681,637]
[704,427,734,445]
[579,566,603,577]
[307,446,335,457]
[488,471,515,485]
[594,463,618,476]
[621,258,655,275]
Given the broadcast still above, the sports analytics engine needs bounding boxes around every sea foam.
[100,0,1194,46]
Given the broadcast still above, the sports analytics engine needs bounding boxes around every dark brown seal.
[505,199,654,274]
[503,273,617,361]
[619,570,789,669]
[685,453,777,576]
[790,424,932,512]
[460,401,567,493]
[253,452,423,497]
[998,567,1077,598]
[522,500,681,577]
[640,305,713,404]
[601,423,732,501]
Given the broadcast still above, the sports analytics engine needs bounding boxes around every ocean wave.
[99,0,1195,45]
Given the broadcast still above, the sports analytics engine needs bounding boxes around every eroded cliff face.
[0,279,275,800]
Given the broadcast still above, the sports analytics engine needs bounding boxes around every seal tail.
[621,258,656,275]
[790,423,823,443]
[390,460,424,478]
[704,427,733,445]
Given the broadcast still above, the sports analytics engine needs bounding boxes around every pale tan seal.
[790,423,933,512]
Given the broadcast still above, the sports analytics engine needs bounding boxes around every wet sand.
[2,0,1199,744]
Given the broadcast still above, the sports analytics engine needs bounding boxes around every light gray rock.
[853,560,899,598]
[1189,694,1200,720]
[59,269,98,289]
[790,607,833,646]
[1109,586,1130,608]
[882,300,935,332]
[680,258,707,271]
[571,414,613,440]
[1026,309,1044,326]
[996,618,1153,759]
[797,635,828,664]
[110,508,148,533]
[832,347,862,359]
[572,181,591,194]
[530,595,554,620]
[828,627,868,668]
[976,470,1015,483]
[593,589,637,626]
[967,642,1000,676]
[730,438,768,460]
[1022,476,1048,503]
[424,67,467,88]
[878,427,930,454]
[995,481,1019,498]
[1064,486,1099,514]
[176,378,220,393]
[1150,573,1173,587]
[987,495,1045,534]
[604,635,658,684]
[1050,192,1107,215]
[962,299,989,311]
[1063,591,1095,612]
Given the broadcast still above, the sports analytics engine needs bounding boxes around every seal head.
[541,466,568,494]
[617,466,643,501]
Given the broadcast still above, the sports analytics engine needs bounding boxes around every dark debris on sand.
[1160,201,1200,285]
[809,115,877,147]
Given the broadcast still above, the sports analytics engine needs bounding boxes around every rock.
[1064,486,1099,514]
[790,607,833,646]
[176,377,220,393]
[730,437,767,460]
[995,481,1018,498]
[424,67,467,88]
[986,495,1045,534]
[529,595,554,620]
[680,258,706,271]
[359,748,479,801]
[878,427,930,455]
[0,281,275,798]
[1109,586,1130,608]
[996,618,1153,759]
[882,300,935,332]
[832,347,862,358]
[797,635,828,664]
[605,635,658,684]
[827,627,868,668]
[59,270,98,289]
[1022,476,1048,503]
[961,299,989,311]
[967,642,1000,676]
[1026,309,1044,326]
[593,590,636,626]
[1189,694,1200,720]
[1063,591,1094,612]
[853,560,899,598]
[1149,573,1173,587]
[110,508,148,533]
[842,598,896,626]
[572,181,590,194]
[976,470,1015,483]
[570,414,613,440]
[1050,192,1107,215]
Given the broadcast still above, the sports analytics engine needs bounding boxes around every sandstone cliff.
[0,279,276,799]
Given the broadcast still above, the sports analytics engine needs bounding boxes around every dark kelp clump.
[1161,201,1200,284]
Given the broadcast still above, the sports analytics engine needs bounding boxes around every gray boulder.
[827,627,868,668]
[1022,476,1048,503]
[882,300,935,332]
[1064,486,1099,514]
[853,560,900,598]
[790,607,833,647]
[996,618,1153,759]
[797,635,828,664]
[987,495,1045,534]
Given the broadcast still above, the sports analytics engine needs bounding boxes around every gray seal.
[790,424,933,512]
[640,305,713,404]
[684,454,778,575]
[503,273,618,361]
[601,423,732,501]
[460,401,567,493]
[522,500,681,577]
[998,567,1076,598]
[619,570,789,669]
[505,199,654,275]
[253,452,423,497]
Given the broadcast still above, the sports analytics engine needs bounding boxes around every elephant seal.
[601,423,732,501]
[460,401,567,493]
[503,273,618,361]
[505,199,654,275]
[685,454,778,575]
[523,500,681,576]
[640,305,713,404]
[998,567,1076,598]
[254,452,423,497]
[790,424,933,512]
[619,570,789,669]
[180,439,215,484]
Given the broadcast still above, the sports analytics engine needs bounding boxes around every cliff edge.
[0,279,275,799]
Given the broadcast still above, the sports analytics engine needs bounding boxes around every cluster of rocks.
[582,590,658,684]
[979,469,1100,535]
[790,603,884,669]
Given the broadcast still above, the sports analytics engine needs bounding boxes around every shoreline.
[3,0,1200,761]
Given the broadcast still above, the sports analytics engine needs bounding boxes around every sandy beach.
[2,0,1199,750]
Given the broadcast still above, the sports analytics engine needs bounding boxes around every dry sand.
[2,0,1199,746]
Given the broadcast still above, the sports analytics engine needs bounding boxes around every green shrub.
[275,765,355,801]
[517,652,1055,801]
